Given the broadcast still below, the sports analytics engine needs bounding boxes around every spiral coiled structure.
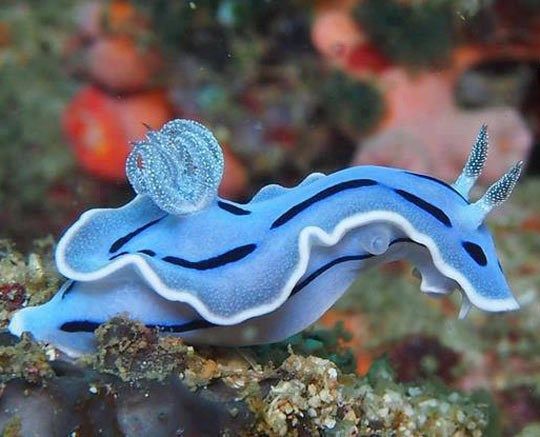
[126,119,224,215]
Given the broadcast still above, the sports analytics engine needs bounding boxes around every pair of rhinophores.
[9,119,523,357]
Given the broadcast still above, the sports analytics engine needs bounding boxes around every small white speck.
[45,346,57,361]
[324,417,336,429]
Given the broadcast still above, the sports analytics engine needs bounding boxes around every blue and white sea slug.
[9,119,523,357]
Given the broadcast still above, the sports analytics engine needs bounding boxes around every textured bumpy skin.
[9,120,521,356]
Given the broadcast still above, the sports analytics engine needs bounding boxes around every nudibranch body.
[9,120,522,356]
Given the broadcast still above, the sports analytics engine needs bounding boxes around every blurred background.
[0,1,539,434]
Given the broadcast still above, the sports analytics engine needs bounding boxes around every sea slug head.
[126,119,224,215]
[415,125,522,318]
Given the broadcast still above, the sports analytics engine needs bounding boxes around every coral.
[0,333,54,384]
[311,3,535,183]
[0,1,77,243]
[0,285,25,314]
[348,358,489,436]
[310,3,392,77]
[62,85,173,181]
[252,353,341,435]
[0,239,60,328]
[353,68,532,183]
[63,0,174,182]
[311,8,362,68]
[86,35,162,92]
[82,316,271,390]
[81,315,192,383]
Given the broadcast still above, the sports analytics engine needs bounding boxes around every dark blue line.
[290,238,422,296]
[60,320,100,332]
[162,243,257,270]
[61,280,76,300]
[394,189,452,227]
[152,319,216,332]
[109,251,129,261]
[109,216,165,254]
[108,244,257,270]
[405,171,468,203]
[218,201,251,216]
[291,253,374,295]
[271,179,378,229]
[60,319,215,333]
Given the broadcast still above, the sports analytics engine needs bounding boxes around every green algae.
[322,73,385,136]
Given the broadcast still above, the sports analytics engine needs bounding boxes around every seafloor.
[0,180,538,436]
